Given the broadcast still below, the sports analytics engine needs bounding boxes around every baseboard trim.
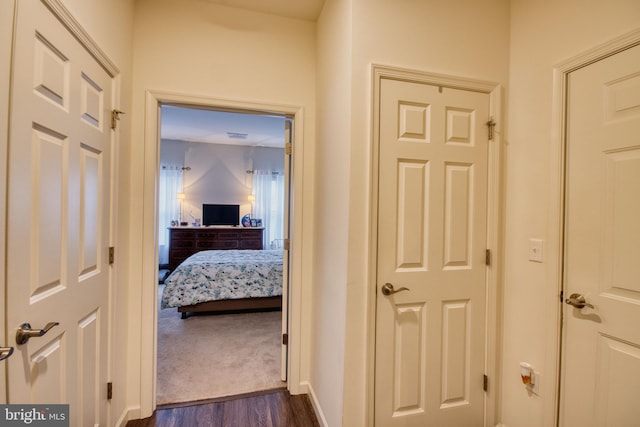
[304,382,329,427]
[114,409,128,427]
[292,380,309,395]
[115,406,141,427]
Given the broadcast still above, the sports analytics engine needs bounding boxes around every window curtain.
[158,165,183,266]
[252,170,285,249]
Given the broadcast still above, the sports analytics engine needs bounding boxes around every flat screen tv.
[202,204,239,226]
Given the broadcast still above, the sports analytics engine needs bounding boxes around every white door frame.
[548,28,640,427]
[368,65,503,427]
[0,0,15,405]
[139,90,306,414]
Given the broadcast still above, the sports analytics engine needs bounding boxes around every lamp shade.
[176,192,186,200]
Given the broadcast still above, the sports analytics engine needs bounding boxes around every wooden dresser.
[168,227,264,271]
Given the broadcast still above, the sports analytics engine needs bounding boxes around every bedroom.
[156,105,290,405]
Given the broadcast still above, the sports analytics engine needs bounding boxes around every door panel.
[392,303,427,416]
[375,78,489,426]
[6,1,112,425]
[441,300,471,408]
[560,43,640,427]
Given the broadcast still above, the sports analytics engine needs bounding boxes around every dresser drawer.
[196,230,241,241]
[197,240,239,250]
[170,248,195,259]
[170,229,197,240]
[240,239,262,249]
[239,229,263,240]
[170,239,195,249]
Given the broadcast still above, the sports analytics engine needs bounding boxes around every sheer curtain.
[252,170,285,249]
[158,165,183,266]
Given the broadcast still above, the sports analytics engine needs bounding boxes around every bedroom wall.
[130,0,316,417]
[160,139,284,223]
[502,1,640,426]
[314,0,511,424]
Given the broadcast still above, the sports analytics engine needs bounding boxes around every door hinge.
[283,239,290,251]
[560,290,564,303]
[486,117,496,141]
[285,142,292,156]
[111,109,125,130]
[483,374,489,392]
[282,333,288,345]
[485,249,491,266]
[107,382,113,400]
[109,247,115,265]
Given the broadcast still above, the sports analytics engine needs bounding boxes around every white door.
[375,78,489,426]
[6,1,113,426]
[560,43,640,427]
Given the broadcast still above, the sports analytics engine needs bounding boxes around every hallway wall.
[502,1,640,426]
[314,0,510,425]
[129,0,317,417]
[313,0,352,425]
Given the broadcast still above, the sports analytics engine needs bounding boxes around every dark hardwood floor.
[126,388,320,427]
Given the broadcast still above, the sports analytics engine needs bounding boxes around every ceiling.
[200,0,325,21]
[160,105,287,149]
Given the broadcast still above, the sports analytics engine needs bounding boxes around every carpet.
[156,286,284,405]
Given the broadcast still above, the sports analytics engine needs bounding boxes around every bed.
[161,249,283,318]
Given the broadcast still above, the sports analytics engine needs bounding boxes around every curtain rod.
[246,169,283,175]
[161,165,191,171]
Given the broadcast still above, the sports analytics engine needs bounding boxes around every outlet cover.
[531,371,541,395]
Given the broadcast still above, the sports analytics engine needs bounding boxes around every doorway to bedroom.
[155,103,292,406]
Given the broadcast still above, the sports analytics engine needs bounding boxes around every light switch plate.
[529,238,544,262]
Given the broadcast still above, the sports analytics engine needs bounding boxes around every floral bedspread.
[161,249,283,308]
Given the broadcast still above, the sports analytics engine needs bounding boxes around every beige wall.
[56,0,134,70]
[313,0,352,425]
[129,0,316,417]
[314,0,511,425]
[502,1,640,426]
[351,0,511,424]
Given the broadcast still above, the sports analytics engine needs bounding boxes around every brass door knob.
[381,283,410,296]
[16,322,59,345]
[565,293,594,309]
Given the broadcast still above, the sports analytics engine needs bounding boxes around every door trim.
[550,28,640,427]
[368,65,503,426]
[39,0,119,77]
[0,0,15,405]
[139,89,306,416]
